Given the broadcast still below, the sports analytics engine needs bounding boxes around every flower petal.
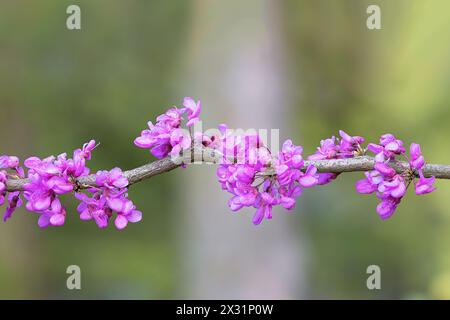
[115,215,128,230]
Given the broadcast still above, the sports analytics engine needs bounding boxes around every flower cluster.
[134,97,201,158]
[0,155,24,221]
[1,140,142,230]
[214,132,319,225]
[207,129,368,225]
[355,134,436,219]
[23,140,96,227]
[308,130,365,185]
[75,168,142,230]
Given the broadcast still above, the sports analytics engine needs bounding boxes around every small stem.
[5,147,450,192]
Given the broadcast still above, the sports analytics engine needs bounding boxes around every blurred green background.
[0,0,449,299]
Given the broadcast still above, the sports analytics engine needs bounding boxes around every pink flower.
[298,165,318,187]
[374,162,396,178]
[0,155,25,221]
[183,97,201,127]
[316,172,338,185]
[339,130,364,156]
[356,173,378,194]
[376,196,401,220]
[356,135,436,220]
[308,137,338,160]
[135,99,202,159]
[115,209,142,230]
[169,128,191,156]
[415,170,436,195]
[215,136,317,225]
[96,167,129,189]
[378,175,407,199]
[0,156,19,169]
[0,171,8,193]
[76,168,141,230]
[368,133,405,160]
[3,192,22,222]
[19,141,96,227]
[380,134,405,153]
[409,143,425,171]
[156,107,183,128]
[280,140,304,169]
[37,198,66,228]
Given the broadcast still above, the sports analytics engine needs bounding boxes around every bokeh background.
[1,0,449,299]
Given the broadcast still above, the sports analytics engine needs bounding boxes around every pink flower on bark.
[183,97,201,127]
[215,136,318,225]
[76,168,141,230]
[357,136,435,219]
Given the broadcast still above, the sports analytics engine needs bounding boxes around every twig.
[5,147,450,192]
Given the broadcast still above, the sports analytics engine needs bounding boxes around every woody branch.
[5,146,450,192]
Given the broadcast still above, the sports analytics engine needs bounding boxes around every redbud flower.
[37,198,66,228]
[96,167,129,189]
[357,136,436,220]
[0,155,25,221]
[355,171,380,194]
[368,133,405,160]
[3,192,22,222]
[374,162,396,177]
[183,97,201,127]
[20,141,96,227]
[0,171,7,193]
[169,128,191,156]
[214,133,318,225]
[380,134,405,153]
[76,168,141,230]
[156,107,183,128]
[378,175,407,199]
[415,170,436,195]
[308,137,339,160]
[298,165,319,187]
[279,140,304,169]
[0,156,20,169]
[308,130,365,185]
[338,130,364,156]
[135,98,201,158]
[376,195,401,220]
[409,143,425,170]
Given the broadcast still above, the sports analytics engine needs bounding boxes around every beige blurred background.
[0,0,449,299]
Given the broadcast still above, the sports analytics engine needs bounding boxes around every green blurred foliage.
[0,0,449,299]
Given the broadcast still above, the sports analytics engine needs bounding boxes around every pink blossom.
[415,170,436,195]
[409,143,425,171]
[183,97,201,127]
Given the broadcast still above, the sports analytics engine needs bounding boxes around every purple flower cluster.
[134,97,201,158]
[0,155,24,221]
[1,140,142,230]
[75,168,142,230]
[23,140,96,227]
[355,134,436,219]
[215,134,319,225]
[308,130,365,185]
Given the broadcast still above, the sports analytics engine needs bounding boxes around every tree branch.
[5,147,450,192]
